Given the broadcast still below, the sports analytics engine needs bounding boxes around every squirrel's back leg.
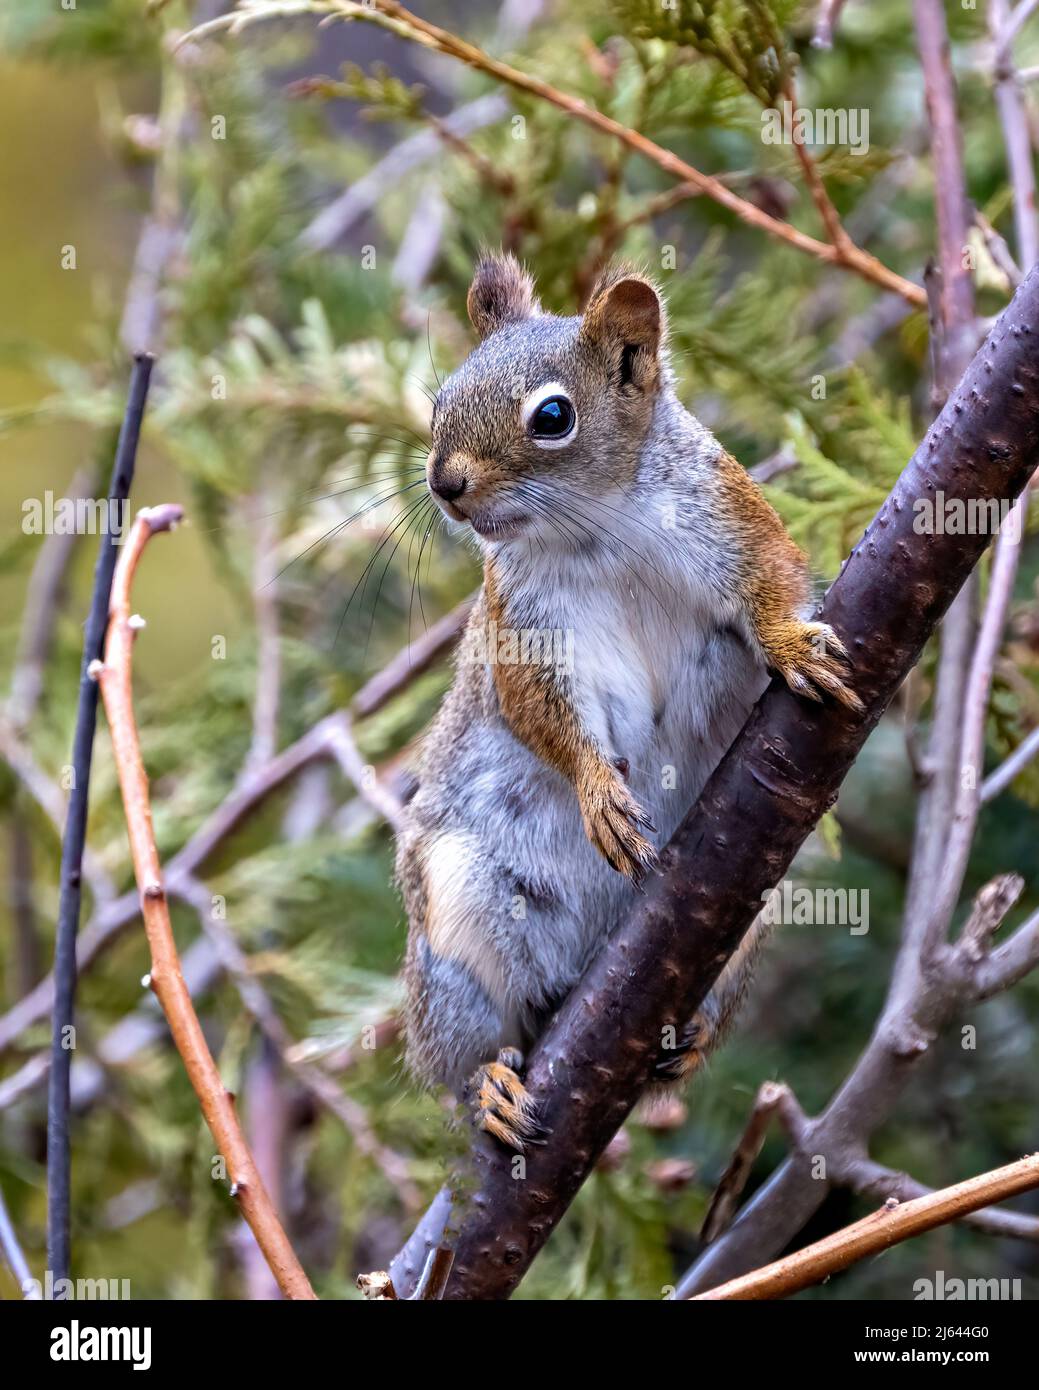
[400,830,542,1150]
[656,909,774,1083]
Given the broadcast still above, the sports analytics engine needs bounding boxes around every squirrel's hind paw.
[770,620,863,713]
[468,1049,545,1153]
[578,762,658,884]
[656,1015,711,1082]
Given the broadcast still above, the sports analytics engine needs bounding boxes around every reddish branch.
[693,1152,1039,1300]
[186,1,925,306]
[96,504,316,1301]
[388,265,1039,1299]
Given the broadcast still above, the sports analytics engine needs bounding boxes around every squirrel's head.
[426,253,668,543]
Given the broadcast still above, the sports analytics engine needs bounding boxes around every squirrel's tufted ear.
[580,268,664,391]
[467,253,541,339]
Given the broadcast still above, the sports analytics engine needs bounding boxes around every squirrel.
[396,253,860,1151]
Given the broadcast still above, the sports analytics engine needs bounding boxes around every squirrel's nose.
[428,459,468,503]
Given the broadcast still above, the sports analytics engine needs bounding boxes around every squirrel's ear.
[580,269,664,390]
[467,253,541,339]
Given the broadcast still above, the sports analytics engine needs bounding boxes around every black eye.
[529,395,575,439]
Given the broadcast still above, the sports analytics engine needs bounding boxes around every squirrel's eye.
[529,395,575,440]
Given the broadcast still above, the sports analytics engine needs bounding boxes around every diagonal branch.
[842,1156,1039,1242]
[691,1151,1039,1299]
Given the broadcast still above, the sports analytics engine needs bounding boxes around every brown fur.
[718,451,863,711]
[484,560,657,882]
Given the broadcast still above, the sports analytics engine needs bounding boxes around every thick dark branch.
[389,266,1039,1300]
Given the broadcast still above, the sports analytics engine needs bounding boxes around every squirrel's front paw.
[467,1047,544,1152]
[578,760,658,884]
[769,620,863,713]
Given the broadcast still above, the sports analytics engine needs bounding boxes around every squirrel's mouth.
[469,510,529,540]
[433,496,468,523]
[432,492,529,539]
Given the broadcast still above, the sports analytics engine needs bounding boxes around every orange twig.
[95,503,316,1302]
[782,79,856,257]
[374,2,924,306]
[692,1151,1039,1300]
[183,2,926,308]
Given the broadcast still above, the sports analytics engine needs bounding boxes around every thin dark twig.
[45,353,154,1289]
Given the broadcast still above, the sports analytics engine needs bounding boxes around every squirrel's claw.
[772,620,863,713]
[468,1049,545,1152]
[579,761,659,884]
[655,1016,709,1081]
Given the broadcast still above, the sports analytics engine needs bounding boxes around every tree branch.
[691,1152,1039,1299]
[843,1156,1039,1242]
[679,860,1032,1297]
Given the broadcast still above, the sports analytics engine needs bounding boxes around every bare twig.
[782,77,855,256]
[426,113,515,198]
[324,713,405,832]
[700,1082,806,1244]
[392,181,448,298]
[173,875,420,1209]
[675,12,993,1297]
[981,723,1039,800]
[925,503,1028,956]
[95,503,315,1300]
[972,905,1039,997]
[0,722,116,905]
[691,1152,1039,1299]
[677,865,1034,1296]
[351,596,474,716]
[914,0,976,359]
[298,94,508,252]
[812,0,851,50]
[701,1073,1039,1249]
[0,1183,37,1298]
[844,1156,1039,1241]
[975,207,1024,289]
[0,617,443,1058]
[1002,0,1039,53]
